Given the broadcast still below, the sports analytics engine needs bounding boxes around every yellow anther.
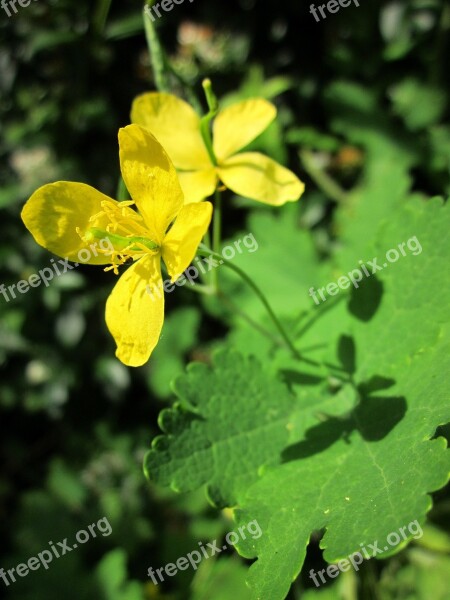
[77,202,159,275]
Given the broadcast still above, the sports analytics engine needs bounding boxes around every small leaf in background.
[388,78,447,131]
[191,557,250,600]
[96,549,145,600]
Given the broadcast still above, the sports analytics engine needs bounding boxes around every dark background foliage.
[0,0,449,598]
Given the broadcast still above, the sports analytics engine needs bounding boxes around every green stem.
[300,149,348,204]
[202,78,219,113]
[200,117,217,166]
[143,5,170,92]
[203,230,212,253]
[199,79,218,166]
[211,189,222,292]
[132,5,170,206]
[93,0,112,34]
[202,230,214,288]
[213,189,222,254]
[217,290,286,347]
[197,249,301,360]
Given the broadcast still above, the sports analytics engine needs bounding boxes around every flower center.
[78,200,159,275]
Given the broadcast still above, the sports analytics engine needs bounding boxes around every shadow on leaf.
[282,335,406,462]
[282,391,406,461]
[348,275,383,322]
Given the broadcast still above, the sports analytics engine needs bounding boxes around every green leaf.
[232,197,450,599]
[47,459,87,510]
[148,196,450,600]
[389,78,447,131]
[144,349,296,506]
[350,197,449,378]
[217,205,326,322]
[96,549,145,600]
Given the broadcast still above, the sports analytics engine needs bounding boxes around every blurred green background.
[0,0,449,598]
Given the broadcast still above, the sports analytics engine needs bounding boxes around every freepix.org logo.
[309,0,362,22]
[147,519,262,584]
[0,236,114,304]
[1,0,39,18]
[144,0,195,22]
[0,517,112,587]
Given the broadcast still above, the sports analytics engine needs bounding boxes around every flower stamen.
[77,200,160,275]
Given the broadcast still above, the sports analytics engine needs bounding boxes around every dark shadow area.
[282,387,406,461]
[280,370,325,389]
[338,334,356,375]
[282,335,406,462]
[348,275,384,322]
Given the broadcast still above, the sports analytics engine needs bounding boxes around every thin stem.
[117,5,170,205]
[199,79,219,166]
[217,290,282,347]
[296,292,345,339]
[300,149,348,204]
[203,230,212,253]
[93,0,112,34]
[200,117,217,166]
[202,230,214,288]
[211,189,222,292]
[143,5,170,92]
[213,189,222,255]
[190,252,344,373]
[202,78,219,113]
[197,249,301,360]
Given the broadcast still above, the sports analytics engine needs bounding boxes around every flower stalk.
[197,248,301,361]
[143,3,170,93]
[199,79,219,166]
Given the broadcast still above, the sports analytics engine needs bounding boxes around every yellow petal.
[119,125,184,244]
[162,202,213,281]
[213,99,276,161]
[131,92,211,170]
[21,182,117,265]
[177,168,217,204]
[218,152,305,206]
[105,253,164,367]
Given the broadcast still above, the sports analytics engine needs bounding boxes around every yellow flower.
[21,124,213,367]
[131,92,305,205]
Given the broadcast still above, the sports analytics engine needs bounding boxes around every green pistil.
[200,79,219,167]
[85,228,159,252]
